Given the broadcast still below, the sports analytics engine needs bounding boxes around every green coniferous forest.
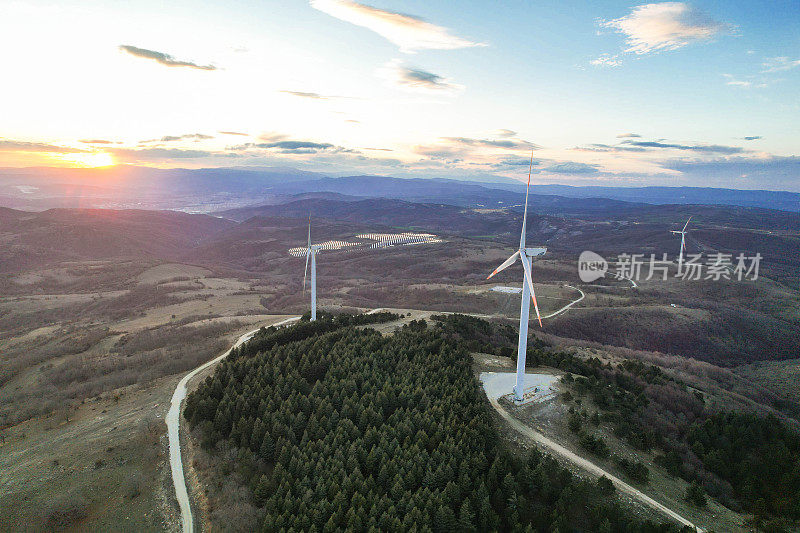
[184,315,688,532]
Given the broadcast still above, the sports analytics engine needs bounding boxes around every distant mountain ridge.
[1,165,798,212]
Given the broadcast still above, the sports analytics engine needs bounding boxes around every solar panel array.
[288,232,442,256]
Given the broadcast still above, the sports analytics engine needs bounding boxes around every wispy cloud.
[742,136,762,141]
[0,139,88,153]
[590,53,621,67]
[378,60,463,95]
[218,131,249,136]
[573,143,647,153]
[228,138,355,155]
[280,90,348,100]
[78,139,115,144]
[494,129,517,138]
[600,3,729,55]
[621,139,746,154]
[722,73,751,87]
[109,147,214,161]
[414,135,536,161]
[119,45,217,70]
[442,136,537,150]
[257,141,334,150]
[140,133,214,143]
[310,0,485,53]
[544,162,599,174]
[617,133,642,138]
[722,73,769,89]
[761,56,800,73]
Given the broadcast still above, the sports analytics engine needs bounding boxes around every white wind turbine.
[486,152,547,402]
[303,217,322,321]
[671,216,692,274]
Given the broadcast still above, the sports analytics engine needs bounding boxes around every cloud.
[544,162,599,174]
[78,139,115,144]
[258,132,289,142]
[218,131,249,136]
[590,53,621,67]
[110,147,214,160]
[722,74,751,87]
[378,60,463,94]
[600,3,729,55]
[492,155,539,167]
[139,133,214,144]
[617,133,642,138]
[742,136,762,141]
[258,141,334,150]
[228,138,348,154]
[279,90,353,100]
[281,90,326,99]
[573,143,647,153]
[442,136,537,150]
[494,129,517,138]
[721,73,768,89]
[0,139,88,153]
[621,139,745,154]
[761,56,800,73]
[414,135,537,160]
[119,45,217,70]
[413,145,468,160]
[310,0,485,53]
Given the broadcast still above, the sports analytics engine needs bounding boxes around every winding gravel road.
[480,371,702,532]
[541,284,585,320]
[167,316,300,533]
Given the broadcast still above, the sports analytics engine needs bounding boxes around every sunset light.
[53,151,115,168]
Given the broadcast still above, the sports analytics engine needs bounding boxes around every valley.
[1,192,798,531]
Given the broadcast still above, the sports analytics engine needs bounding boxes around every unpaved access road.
[167,316,300,533]
[480,371,703,532]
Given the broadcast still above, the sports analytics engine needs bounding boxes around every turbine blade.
[307,215,311,247]
[487,250,520,280]
[303,250,310,292]
[522,259,543,328]
[682,216,692,232]
[520,150,534,250]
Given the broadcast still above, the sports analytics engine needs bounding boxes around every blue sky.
[0,0,798,190]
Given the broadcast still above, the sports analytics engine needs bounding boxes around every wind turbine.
[671,216,692,274]
[303,217,322,321]
[486,151,546,402]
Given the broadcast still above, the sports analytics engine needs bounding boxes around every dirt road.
[541,285,585,319]
[480,371,702,532]
[167,316,299,533]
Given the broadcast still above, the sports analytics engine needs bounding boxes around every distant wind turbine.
[303,216,322,321]
[671,216,692,274]
[486,152,547,402]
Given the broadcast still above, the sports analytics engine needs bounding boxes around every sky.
[1,0,798,190]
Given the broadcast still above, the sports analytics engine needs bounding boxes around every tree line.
[185,314,688,532]
[434,314,800,531]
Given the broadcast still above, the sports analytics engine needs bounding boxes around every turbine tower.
[303,217,321,321]
[671,216,692,274]
[486,152,546,402]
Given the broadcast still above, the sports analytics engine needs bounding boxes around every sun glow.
[54,151,115,168]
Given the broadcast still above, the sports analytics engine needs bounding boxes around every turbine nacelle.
[525,247,547,258]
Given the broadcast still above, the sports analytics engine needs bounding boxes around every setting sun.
[54,151,115,168]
